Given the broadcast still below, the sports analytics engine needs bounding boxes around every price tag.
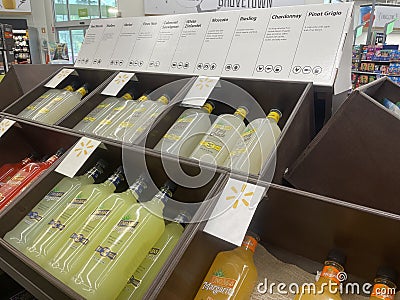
[204,178,265,246]
[101,72,137,96]
[55,137,102,178]
[44,68,76,88]
[0,119,16,138]
[182,76,220,107]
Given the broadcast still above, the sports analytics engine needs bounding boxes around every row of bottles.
[383,98,400,117]
[18,82,90,125]
[155,102,282,175]
[4,161,186,299]
[195,237,398,300]
[73,88,171,144]
[0,149,64,212]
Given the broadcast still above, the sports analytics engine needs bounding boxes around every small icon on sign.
[149,61,155,67]
[274,65,282,73]
[256,65,264,72]
[119,60,124,66]
[265,65,273,73]
[313,66,322,75]
[302,66,312,74]
[177,62,184,69]
[171,62,177,68]
[139,61,144,67]
[196,63,203,70]
[183,62,189,69]
[74,139,95,157]
[225,64,232,71]
[293,66,302,74]
[233,64,240,71]
[98,59,102,64]
[129,61,134,66]
[133,61,139,67]
[155,61,160,67]
[110,60,114,65]
[93,59,98,64]
[85,59,89,64]
[203,63,210,70]
[225,183,254,209]
[210,63,217,70]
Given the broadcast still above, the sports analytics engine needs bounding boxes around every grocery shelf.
[351,71,379,75]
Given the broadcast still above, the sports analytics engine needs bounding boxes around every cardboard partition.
[358,77,400,104]
[0,65,65,111]
[284,87,400,215]
[156,183,400,300]
[145,79,315,184]
[0,138,226,300]
[3,68,115,118]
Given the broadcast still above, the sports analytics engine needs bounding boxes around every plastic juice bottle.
[3,160,107,252]
[87,93,139,137]
[294,250,346,300]
[25,167,125,266]
[190,106,248,166]
[154,102,214,158]
[194,233,259,300]
[73,91,137,133]
[117,212,188,300]
[226,109,282,175]
[0,154,37,187]
[69,181,177,300]
[369,267,397,300]
[32,84,90,125]
[105,94,168,142]
[383,98,400,118]
[0,149,64,212]
[18,82,79,119]
[47,175,149,282]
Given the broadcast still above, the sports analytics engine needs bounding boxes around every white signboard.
[75,3,353,91]
[144,0,305,15]
[0,0,31,13]
[373,5,400,29]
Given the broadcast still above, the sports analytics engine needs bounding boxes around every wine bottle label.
[371,284,395,300]
[48,219,66,231]
[128,275,141,287]
[39,94,50,99]
[28,211,43,222]
[177,117,194,123]
[70,233,89,245]
[200,273,237,296]
[90,209,111,220]
[26,105,36,111]
[53,96,63,102]
[118,121,134,128]
[95,245,117,260]
[199,140,222,152]
[320,265,341,284]
[100,119,112,125]
[83,116,96,122]
[43,190,66,202]
[97,103,111,109]
[163,133,181,141]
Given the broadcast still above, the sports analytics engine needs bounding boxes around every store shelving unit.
[13,30,31,65]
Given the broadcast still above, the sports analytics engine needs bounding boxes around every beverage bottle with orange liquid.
[194,233,259,300]
[369,267,397,300]
[294,250,346,300]
[0,153,37,187]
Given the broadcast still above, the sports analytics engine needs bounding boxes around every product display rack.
[0,6,398,298]
[13,30,31,64]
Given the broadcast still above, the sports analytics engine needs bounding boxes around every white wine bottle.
[190,106,248,166]
[73,90,137,133]
[226,109,282,175]
[154,102,214,157]
[32,84,89,125]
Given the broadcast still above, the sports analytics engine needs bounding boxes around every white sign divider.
[101,72,137,96]
[75,3,354,93]
[182,76,220,107]
[44,68,76,88]
[0,119,16,138]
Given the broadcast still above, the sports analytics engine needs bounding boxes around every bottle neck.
[103,172,124,191]
[84,166,103,182]
[45,154,60,165]
[126,178,148,199]
[22,157,34,165]
[371,278,397,300]
[318,261,344,285]
[240,235,258,254]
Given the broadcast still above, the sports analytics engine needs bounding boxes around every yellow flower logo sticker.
[114,73,130,85]
[74,139,95,157]
[195,77,215,91]
[225,183,254,209]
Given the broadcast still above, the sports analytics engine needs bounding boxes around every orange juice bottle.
[294,250,346,300]
[369,267,397,300]
[194,233,259,300]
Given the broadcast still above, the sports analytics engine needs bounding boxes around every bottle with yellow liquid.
[369,267,397,300]
[3,160,107,252]
[105,94,169,143]
[117,212,188,300]
[194,233,259,300]
[225,109,282,175]
[25,167,125,266]
[294,250,346,300]
[190,106,248,166]
[18,82,79,119]
[47,175,149,282]
[73,90,137,133]
[32,84,89,125]
[69,181,177,300]
[154,102,214,158]
[2,0,16,9]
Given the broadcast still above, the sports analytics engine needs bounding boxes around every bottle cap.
[77,83,89,97]
[94,159,108,172]
[234,106,248,119]
[157,94,170,105]
[202,101,215,114]
[326,249,346,267]
[108,166,126,187]
[138,94,150,102]
[267,109,282,123]
[55,148,65,157]
[64,80,80,91]
[121,92,134,101]
[161,180,177,197]
[376,266,398,284]
[129,174,149,196]
[173,211,191,224]
[383,98,394,109]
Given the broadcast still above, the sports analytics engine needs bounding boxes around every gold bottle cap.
[138,94,149,102]
[77,87,88,97]
[202,102,214,114]
[234,106,248,119]
[64,85,74,92]
[157,95,170,105]
[121,93,133,100]
[267,109,282,123]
